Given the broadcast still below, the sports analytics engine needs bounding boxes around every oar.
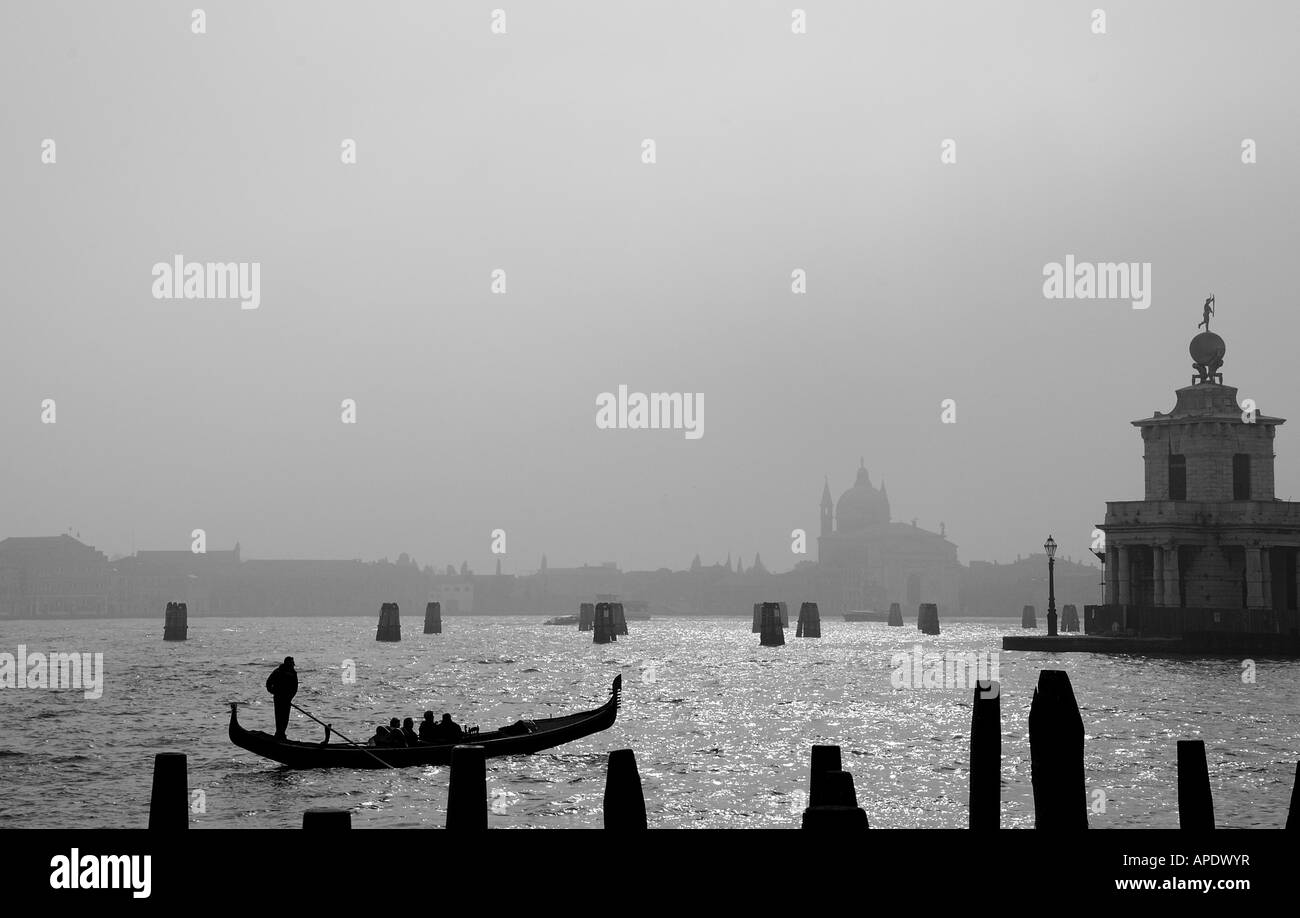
[289,701,397,770]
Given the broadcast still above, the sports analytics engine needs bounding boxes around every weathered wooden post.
[918,603,940,635]
[423,601,442,634]
[603,749,647,829]
[1061,604,1080,632]
[447,745,488,830]
[593,602,615,644]
[148,752,189,829]
[970,681,1001,829]
[778,601,790,627]
[796,602,820,638]
[303,808,352,829]
[163,601,188,641]
[760,601,784,646]
[578,602,594,631]
[801,745,868,829]
[1177,739,1215,830]
[612,602,629,636]
[376,602,401,641]
[887,602,903,626]
[1022,605,1037,628]
[1028,669,1087,829]
[752,602,762,633]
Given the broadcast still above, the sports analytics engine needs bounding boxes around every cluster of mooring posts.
[795,602,821,637]
[917,602,941,635]
[887,602,903,626]
[375,602,402,641]
[160,667,1300,828]
[160,598,450,643]
[1060,603,1080,632]
[591,602,626,644]
[1022,605,1037,628]
[578,602,595,631]
[162,602,188,641]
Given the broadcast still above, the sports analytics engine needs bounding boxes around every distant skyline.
[4,2,1297,574]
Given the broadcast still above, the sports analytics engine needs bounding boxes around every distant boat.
[543,614,579,625]
[229,677,621,769]
[843,609,891,622]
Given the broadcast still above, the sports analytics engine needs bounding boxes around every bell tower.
[820,478,834,538]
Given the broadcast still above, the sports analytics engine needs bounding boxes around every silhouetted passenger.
[438,713,464,742]
[369,726,388,746]
[418,711,437,743]
[402,717,419,745]
[384,718,407,747]
[265,656,298,740]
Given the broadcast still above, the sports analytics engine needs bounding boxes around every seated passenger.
[438,713,464,741]
[369,726,388,747]
[401,717,419,745]
[418,711,437,743]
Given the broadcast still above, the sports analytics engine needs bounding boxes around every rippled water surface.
[1,616,1296,828]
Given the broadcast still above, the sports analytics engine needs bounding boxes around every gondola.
[229,675,621,769]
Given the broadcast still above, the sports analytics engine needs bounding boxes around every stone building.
[814,460,961,616]
[1095,318,1300,644]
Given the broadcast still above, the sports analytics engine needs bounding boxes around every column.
[1165,544,1181,608]
[1245,547,1265,609]
[1117,545,1131,607]
[1261,548,1273,609]
[1154,546,1166,607]
[1105,545,1119,605]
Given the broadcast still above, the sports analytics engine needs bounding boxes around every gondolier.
[265,656,298,740]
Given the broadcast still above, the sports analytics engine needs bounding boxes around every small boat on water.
[843,609,891,622]
[229,676,621,769]
[543,614,579,625]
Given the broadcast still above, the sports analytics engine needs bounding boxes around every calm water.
[0,616,1296,828]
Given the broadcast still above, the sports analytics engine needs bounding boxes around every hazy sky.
[3,1,1298,572]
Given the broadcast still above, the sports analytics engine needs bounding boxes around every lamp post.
[1044,535,1058,636]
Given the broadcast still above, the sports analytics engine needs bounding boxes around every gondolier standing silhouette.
[266,656,298,740]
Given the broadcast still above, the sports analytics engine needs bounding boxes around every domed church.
[814,459,961,617]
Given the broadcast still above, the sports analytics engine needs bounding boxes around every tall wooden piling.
[887,602,903,626]
[148,752,189,829]
[593,602,616,644]
[1028,669,1087,829]
[303,808,352,829]
[1022,605,1037,628]
[1061,604,1079,632]
[163,601,188,641]
[446,745,488,830]
[969,681,1001,829]
[778,601,790,627]
[603,749,648,829]
[423,601,442,634]
[376,602,401,641]
[796,602,821,638]
[918,603,940,635]
[759,601,784,646]
[752,602,762,633]
[578,603,594,631]
[1177,739,1215,830]
[612,602,629,636]
[801,745,868,830]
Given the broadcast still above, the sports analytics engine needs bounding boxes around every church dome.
[835,461,891,532]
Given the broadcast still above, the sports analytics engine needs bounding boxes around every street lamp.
[1044,535,1058,636]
